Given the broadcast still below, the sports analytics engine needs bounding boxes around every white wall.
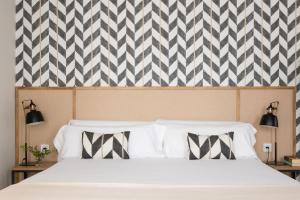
[0,0,16,189]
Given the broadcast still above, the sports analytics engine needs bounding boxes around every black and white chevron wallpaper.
[15,0,300,155]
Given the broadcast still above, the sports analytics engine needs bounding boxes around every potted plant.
[21,145,52,165]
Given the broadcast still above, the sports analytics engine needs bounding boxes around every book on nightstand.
[283,156,300,166]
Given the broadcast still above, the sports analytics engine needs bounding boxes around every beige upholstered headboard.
[16,87,295,162]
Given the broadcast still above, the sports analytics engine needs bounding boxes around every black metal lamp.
[260,101,279,164]
[21,100,44,166]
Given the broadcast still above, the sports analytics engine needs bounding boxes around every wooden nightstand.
[11,162,56,184]
[268,162,300,179]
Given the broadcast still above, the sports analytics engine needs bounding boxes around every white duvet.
[24,159,298,186]
[1,159,300,200]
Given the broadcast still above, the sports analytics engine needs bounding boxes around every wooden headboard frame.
[15,87,296,163]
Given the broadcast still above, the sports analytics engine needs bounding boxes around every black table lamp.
[260,101,279,164]
[21,100,44,166]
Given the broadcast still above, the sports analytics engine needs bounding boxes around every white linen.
[2,183,300,200]
[54,125,164,160]
[55,120,258,160]
[2,159,300,200]
[156,119,257,145]
[68,120,150,126]
[158,123,257,159]
[156,119,257,133]
[53,125,67,155]
[24,159,298,186]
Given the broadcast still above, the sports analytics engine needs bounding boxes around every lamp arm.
[271,101,279,115]
[21,99,32,166]
[22,99,33,112]
[270,101,279,108]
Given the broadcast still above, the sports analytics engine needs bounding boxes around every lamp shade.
[259,113,278,128]
[26,110,44,125]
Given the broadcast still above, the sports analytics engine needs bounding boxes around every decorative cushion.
[82,131,130,159]
[187,132,235,160]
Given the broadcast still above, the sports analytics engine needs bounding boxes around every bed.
[7,87,300,200]
[1,158,300,199]
[5,111,300,199]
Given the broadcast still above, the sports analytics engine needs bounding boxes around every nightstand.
[268,162,300,179]
[11,162,56,184]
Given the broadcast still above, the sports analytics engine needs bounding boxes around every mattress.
[1,159,300,200]
[24,158,298,186]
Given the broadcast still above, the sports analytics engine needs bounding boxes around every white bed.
[24,159,298,186]
[2,120,300,199]
[1,159,300,200]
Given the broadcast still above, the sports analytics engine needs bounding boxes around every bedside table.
[11,162,56,184]
[268,163,300,179]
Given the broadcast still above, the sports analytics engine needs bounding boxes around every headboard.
[16,87,296,162]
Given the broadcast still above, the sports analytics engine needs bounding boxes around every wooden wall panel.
[240,89,295,161]
[76,89,237,121]
[16,89,73,163]
[16,87,295,162]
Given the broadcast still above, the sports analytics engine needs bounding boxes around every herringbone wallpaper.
[15,0,300,156]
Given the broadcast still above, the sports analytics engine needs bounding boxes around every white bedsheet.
[24,158,299,186]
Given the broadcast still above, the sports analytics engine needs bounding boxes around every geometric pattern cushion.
[187,132,235,160]
[82,131,130,159]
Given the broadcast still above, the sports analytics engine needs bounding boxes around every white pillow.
[68,120,150,127]
[56,120,154,158]
[156,119,257,145]
[157,123,257,159]
[156,119,256,130]
[53,125,68,155]
[54,120,156,156]
[54,124,164,160]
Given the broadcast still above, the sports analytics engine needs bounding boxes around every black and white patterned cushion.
[187,132,235,160]
[82,131,130,159]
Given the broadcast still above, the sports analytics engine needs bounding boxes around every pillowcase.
[158,123,257,159]
[69,120,150,127]
[53,125,68,154]
[156,119,257,145]
[156,119,253,126]
[82,131,130,159]
[54,124,164,160]
[187,132,235,160]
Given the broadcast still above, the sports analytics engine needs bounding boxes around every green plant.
[20,145,52,163]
